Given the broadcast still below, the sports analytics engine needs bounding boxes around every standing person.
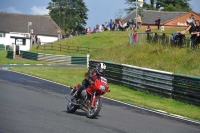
[32,34,35,45]
[181,18,196,48]
[129,32,134,45]
[35,34,38,44]
[133,29,138,44]
[57,29,61,41]
[137,15,142,29]
[115,18,120,31]
[190,20,200,48]
[157,16,161,30]
[37,38,41,45]
[146,25,151,41]
[108,19,112,31]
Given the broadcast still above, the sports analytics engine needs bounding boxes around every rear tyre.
[86,98,102,118]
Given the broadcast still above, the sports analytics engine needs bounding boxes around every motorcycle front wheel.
[67,101,78,113]
[86,98,102,118]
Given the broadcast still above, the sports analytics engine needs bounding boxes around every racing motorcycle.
[65,76,110,118]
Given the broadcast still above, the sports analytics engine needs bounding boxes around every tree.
[47,0,88,34]
[125,0,191,12]
[156,0,191,11]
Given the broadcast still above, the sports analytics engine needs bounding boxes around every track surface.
[0,69,199,133]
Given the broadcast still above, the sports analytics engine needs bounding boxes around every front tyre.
[67,101,78,113]
[86,98,102,118]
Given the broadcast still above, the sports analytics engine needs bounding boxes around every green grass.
[1,28,200,121]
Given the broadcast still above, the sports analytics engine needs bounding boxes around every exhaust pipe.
[65,94,80,106]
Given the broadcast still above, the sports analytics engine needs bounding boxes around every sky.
[0,0,199,28]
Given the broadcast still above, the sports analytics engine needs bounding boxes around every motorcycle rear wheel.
[86,98,102,118]
[67,101,78,113]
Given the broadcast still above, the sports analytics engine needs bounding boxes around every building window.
[0,33,5,37]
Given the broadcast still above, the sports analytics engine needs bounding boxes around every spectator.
[181,18,196,47]
[191,20,200,48]
[127,18,134,30]
[87,27,92,34]
[115,18,120,31]
[108,19,112,30]
[136,15,142,29]
[146,25,151,33]
[57,29,61,41]
[122,20,129,31]
[111,20,116,31]
[31,35,35,45]
[104,22,110,31]
[37,38,41,45]
[85,26,88,34]
[146,25,151,41]
[35,34,38,43]
[99,24,104,32]
[118,19,123,30]
[133,28,138,44]
[157,16,161,30]
[129,32,133,45]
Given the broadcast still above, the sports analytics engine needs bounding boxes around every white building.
[0,12,60,51]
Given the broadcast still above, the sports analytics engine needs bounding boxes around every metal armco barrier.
[89,60,200,106]
[0,44,5,50]
[173,74,200,106]
[6,50,13,59]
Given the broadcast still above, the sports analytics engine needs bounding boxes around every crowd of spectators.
[63,16,141,38]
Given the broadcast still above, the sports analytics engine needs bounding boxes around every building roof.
[0,12,60,36]
[123,10,187,25]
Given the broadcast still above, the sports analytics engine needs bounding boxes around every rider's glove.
[88,79,94,84]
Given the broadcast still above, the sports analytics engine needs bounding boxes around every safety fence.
[15,51,89,65]
[132,32,194,47]
[0,44,5,50]
[89,60,200,106]
[36,44,98,54]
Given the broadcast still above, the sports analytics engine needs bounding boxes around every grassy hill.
[31,29,200,76]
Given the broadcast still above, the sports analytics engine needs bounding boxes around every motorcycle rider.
[75,63,106,101]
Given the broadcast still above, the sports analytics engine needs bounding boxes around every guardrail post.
[87,54,90,68]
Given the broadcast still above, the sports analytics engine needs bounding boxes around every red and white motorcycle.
[65,76,110,118]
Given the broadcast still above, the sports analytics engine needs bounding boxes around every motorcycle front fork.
[91,91,96,107]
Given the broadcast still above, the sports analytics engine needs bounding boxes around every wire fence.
[36,43,98,54]
[132,32,200,48]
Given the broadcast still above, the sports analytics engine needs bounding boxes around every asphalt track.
[0,68,199,133]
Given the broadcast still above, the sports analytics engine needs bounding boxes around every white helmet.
[96,63,106,76]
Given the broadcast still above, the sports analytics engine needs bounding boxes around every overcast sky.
[0,0,199,28]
